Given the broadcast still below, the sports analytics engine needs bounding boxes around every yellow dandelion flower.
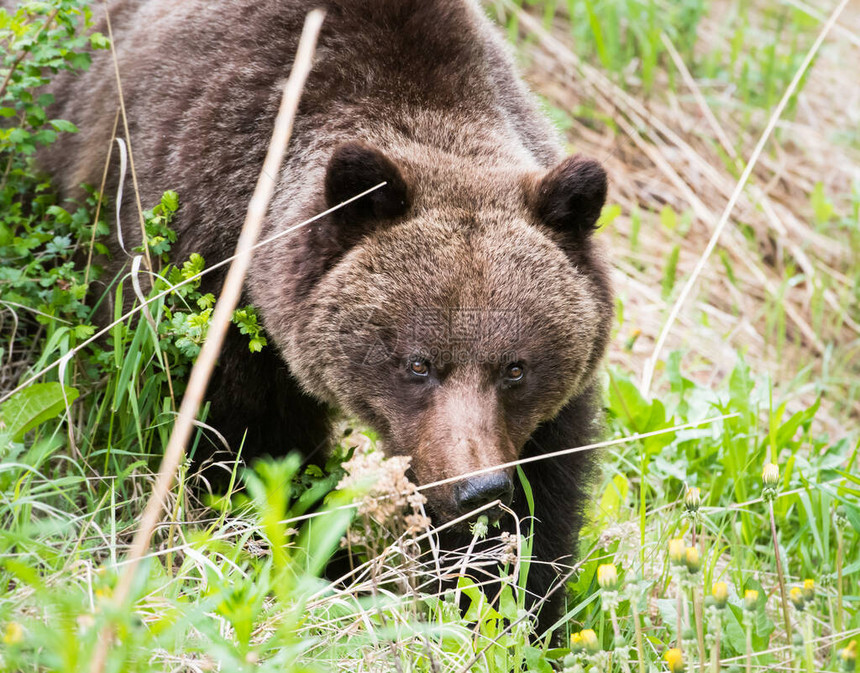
[580,628,600,654]
[668,538,685,565]
[685,547,701,574]
[802,579,815,603]
[597,563,619,591]
[711,581,728,609]
[665,647,685,673]
[684,487,701,512]
[2,622,23,645]
[839,640,856,672]
[762,463,779,486]
[789,587,805,611]
[744,589,758,611]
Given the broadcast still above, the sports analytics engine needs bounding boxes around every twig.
[83,107,121,289]
[102,3,153,273]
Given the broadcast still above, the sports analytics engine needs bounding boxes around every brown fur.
[38,0,614,627]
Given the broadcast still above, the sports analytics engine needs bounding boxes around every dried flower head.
[762,463,779,487]
[668,538,686,565]
[597,563,619,591]
[665,647,685,673]
[499,531,519,566]
[338,447,431,547]
[685,546,701,574]
[684,487,701,512]
[744,589,759,611]
[802,578,815,603]
[712,581,729,609]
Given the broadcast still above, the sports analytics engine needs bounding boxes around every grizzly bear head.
[284,141,612,523]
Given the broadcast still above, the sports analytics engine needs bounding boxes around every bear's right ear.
[325,142,411,222]
[528,154,608,237]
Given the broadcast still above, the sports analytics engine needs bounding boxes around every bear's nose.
[454,472,514,514]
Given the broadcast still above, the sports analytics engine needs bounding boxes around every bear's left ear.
[528,155,608,236]
[325,141,411,222]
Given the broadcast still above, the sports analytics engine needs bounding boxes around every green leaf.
[810,182,834,224]
[842,503,860,534]
[497,582,518,621]
[0,382,79,441]
[595,203,622,233]
[89,32,110,49]
[523,646,553,673]
[608,369,651,432]
[161,190,179,213]
[49,119,78,133]
[598,473,629,523]
[661,244,680,299]
[660,205,678,230]
[294,488,355,579]
[458,576,500,622]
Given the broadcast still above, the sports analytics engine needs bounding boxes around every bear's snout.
[453,471,513,515]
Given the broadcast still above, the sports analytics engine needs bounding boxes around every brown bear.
[38,0,613,626]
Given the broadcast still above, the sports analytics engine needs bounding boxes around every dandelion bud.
[802,578,815,603]
[839,640,856,672]
[664,647,685,673]
[471,515,489,539]
[669,538,685,566]
[789,587,805,611]
[685,547,701,574]
[597,563,619,591]
[580,628,600,654]
[684,487,701,512]
[762,463,779,487]
[743,589,758,611]
[570,631,583,654]
[711,582,729,609]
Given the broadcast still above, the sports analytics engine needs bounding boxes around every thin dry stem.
[770,501,794,641]
[87,10,326,673]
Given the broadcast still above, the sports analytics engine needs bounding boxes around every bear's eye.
[408,358,431,377]
[505,362,525,382]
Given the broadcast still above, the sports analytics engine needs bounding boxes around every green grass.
[2,0,859,671]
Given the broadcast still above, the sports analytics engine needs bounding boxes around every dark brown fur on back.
[38,0,614,628]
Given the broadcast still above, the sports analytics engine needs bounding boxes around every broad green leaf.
[608,369,651,432]
[598,473,629,522]
[0,382,79,441]
[523,646,553,673]
[458,576,500,622]
[49,119,78,133]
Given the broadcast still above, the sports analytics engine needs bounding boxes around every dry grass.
[506,0,860,435]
